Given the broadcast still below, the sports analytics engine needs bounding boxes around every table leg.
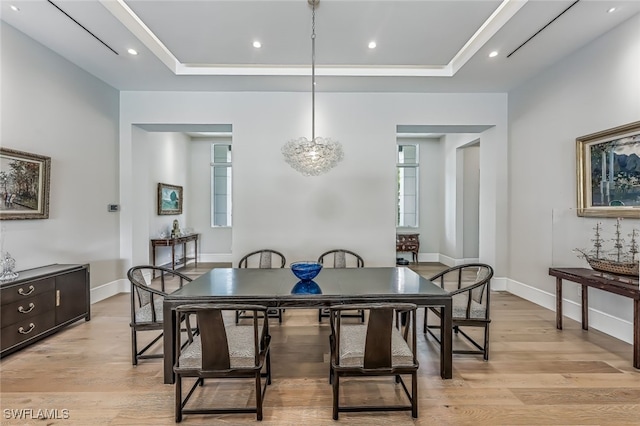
[634,299,639,369]
[582,285,589,330]
[556,277,563,330]
[194,237,198,268]
[171,245,176,271]
[440,302,453,379]
[163,301,176,384]
[182,241,186,267]
[152,243,157,279]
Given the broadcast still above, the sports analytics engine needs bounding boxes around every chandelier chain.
[311,0,316,140]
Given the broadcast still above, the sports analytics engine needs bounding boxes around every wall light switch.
[108,204,120,212]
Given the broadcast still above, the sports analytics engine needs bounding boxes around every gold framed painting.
[576,121,640,218]
[0,148,51,220]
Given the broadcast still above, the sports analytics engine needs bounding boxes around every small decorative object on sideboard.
[575,219,639,277]
[0,252,18,282]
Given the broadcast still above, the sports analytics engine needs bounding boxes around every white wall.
[0,23,120,289]
[119,92,508,272]
[508,13,640,343]
[130,128,190,267]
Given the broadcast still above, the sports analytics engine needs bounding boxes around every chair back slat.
[318,249,364,268]
[364,308,393,368]
[259,251,272,268]
[198,309,231,370]
[239,249,286,268]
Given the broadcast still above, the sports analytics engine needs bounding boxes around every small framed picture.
[157,182,183,215]
[0,148,51,220]
[576,121,640,218]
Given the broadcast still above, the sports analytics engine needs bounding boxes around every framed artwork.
[157,182,183,215]
[0,148,51,220]
[576,121,640,218]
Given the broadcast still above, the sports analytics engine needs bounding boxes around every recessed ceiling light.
[127,48,138,55]
[368,41,377,49]
[10,5,19,12]
[489,51,499,58]
[607,7,616,13]
[253,41,262,48]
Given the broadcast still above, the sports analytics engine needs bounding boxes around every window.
[397,144,419,227]
[211,144,232,227]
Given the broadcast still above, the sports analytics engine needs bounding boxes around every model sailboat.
[576,219,639,277]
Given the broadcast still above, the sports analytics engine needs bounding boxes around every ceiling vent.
[507,0,581,58]
[47,0,119,55]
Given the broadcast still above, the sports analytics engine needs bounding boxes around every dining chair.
[317,249,365,322]
[329,303,419,419]
[236,249,286,323]
[423,263,494,360]
[127,265,193,365]
[174,303,272,422]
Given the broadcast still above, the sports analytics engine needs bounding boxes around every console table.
[549,267,639,369]
[396,233,420,263]
[150,234,199,277]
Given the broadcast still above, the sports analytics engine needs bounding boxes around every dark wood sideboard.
[1,264,90,358]
[549,267,639,369]
[396,233,420,263]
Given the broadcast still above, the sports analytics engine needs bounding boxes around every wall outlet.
[108,204,120,212]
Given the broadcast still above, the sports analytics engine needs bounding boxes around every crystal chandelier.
[282,0,343,176]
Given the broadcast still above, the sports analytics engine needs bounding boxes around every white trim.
[503,277,633,345]
[90,279,130,304]
[199,253,234,263]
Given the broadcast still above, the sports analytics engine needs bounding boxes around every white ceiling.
[2,0,639,92]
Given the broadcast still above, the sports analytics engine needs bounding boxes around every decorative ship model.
[576,219,639,277]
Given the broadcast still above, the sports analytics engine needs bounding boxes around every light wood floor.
[1,263,639,425]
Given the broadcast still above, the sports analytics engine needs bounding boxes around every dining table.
[162,266,453,384]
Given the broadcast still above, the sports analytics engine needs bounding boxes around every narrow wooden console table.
[549,267,639,369]
[150,234,199,277]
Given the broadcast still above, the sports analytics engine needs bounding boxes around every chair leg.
[175,374,182,422]
[483,325,490,361]
[131,328,138,366]
[266,350,272,385]
[332,373,339,420]
[411,371,418,418]
[255,372,263,421]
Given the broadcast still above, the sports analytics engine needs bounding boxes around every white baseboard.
[503,277,633,345]
[199,253,233,263]
[91,278,130,304]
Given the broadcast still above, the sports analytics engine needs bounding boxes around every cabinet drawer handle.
[18,285,35,296]
[18,303,35,313]
[18,323,36,334]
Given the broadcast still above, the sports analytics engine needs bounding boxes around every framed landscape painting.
[576,121,640,218]
[0,148,51,220]
[157,182,183,215]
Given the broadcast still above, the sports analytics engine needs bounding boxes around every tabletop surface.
[167,267,449,301]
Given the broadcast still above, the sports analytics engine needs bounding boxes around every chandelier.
[282,0,343,176]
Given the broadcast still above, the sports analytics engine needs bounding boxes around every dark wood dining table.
[162,266,453,383]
